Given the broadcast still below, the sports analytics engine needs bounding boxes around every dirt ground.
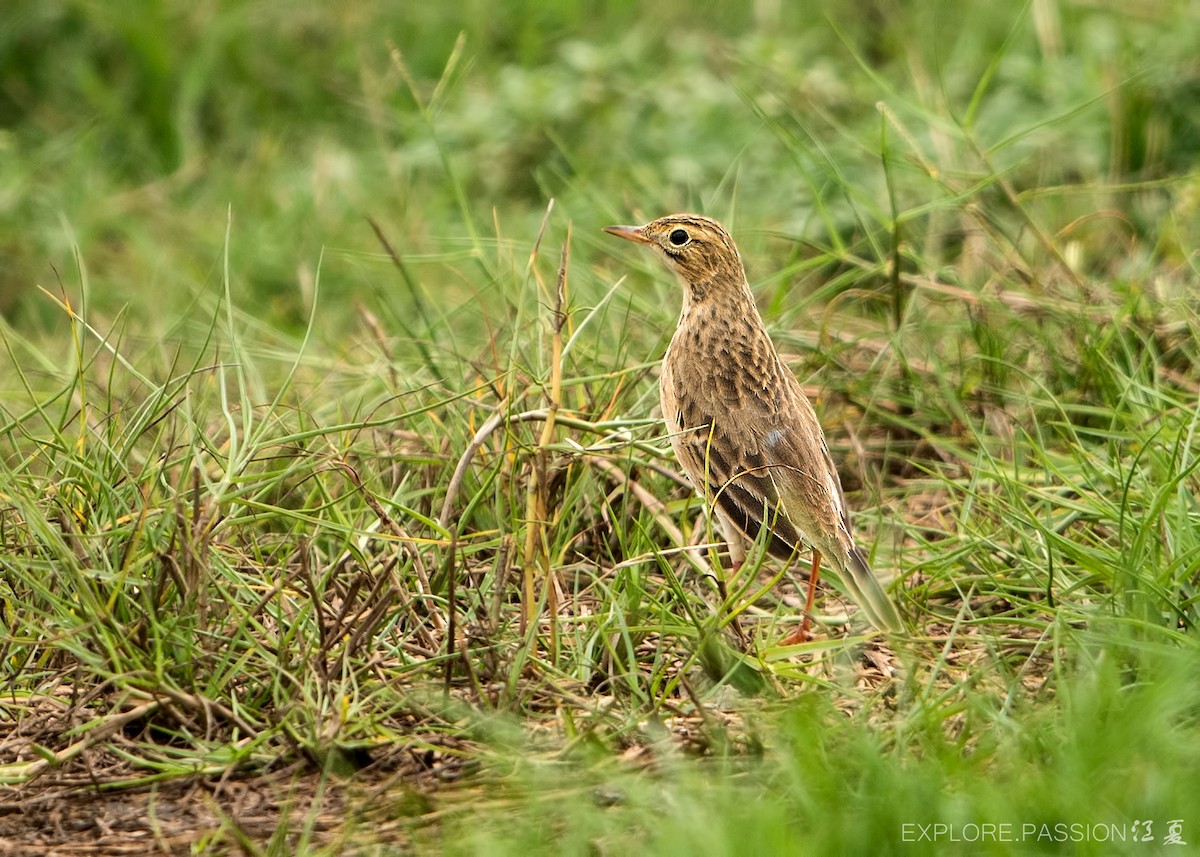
[0,708,474,856]
[3,772,333,855]
[1,764,431,855]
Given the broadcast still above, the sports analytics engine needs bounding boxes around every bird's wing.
[671,361,854,561]
[672,387,807,560]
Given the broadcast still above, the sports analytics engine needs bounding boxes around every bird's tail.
[838,545,904,633]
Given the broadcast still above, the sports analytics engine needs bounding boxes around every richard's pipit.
[605,214,902,641]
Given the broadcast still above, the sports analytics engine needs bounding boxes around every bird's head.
[604,214,748,304]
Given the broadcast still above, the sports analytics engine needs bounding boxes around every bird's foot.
[777,620,814,647]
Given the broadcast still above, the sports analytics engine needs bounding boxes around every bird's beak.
[602,224,649,244]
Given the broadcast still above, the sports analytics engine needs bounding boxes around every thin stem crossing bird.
[604,214,903,641]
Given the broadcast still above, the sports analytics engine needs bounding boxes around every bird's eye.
[668,228,690,247]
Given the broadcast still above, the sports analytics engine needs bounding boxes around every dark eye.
[668,228,689,247]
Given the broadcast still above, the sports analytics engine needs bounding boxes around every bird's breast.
[666,313,787,418]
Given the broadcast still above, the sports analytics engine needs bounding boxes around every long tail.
[837,545,904,633]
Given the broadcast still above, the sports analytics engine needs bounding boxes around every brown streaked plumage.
[604,214,903,639]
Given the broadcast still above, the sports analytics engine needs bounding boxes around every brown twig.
[521,226,570,642]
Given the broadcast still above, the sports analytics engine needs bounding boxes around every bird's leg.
[800,548,822,638]
[713,512,749,649]
[779,549,822,645]
[717,511,747,580]
[721,555,751,651]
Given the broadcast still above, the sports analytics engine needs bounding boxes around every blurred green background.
[3,0,1197,332]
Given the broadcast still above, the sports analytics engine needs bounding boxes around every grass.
[2,0,1199,853]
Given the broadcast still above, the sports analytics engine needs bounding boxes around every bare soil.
[0,701,472,855]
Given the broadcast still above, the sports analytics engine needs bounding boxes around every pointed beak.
[602,224,649,244]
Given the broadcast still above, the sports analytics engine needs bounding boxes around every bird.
[604,214,902,641]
